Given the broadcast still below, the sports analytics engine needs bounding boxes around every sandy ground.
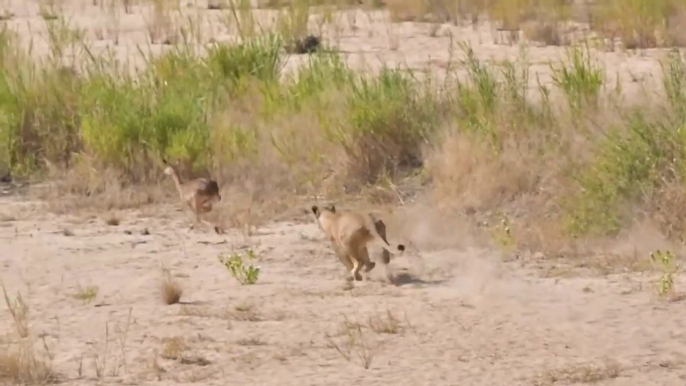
[2,186,686,385]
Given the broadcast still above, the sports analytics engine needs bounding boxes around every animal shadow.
[393,272,446,287]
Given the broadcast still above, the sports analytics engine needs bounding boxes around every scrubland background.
[2,0,686,384]
[4,0,686,249]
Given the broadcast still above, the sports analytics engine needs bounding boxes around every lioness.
[311,205,405,283]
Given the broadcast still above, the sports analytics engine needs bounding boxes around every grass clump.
[325,315,379,369]
[205,33,283,89]
[340,68,439,183]
[0,343,56,385]
[72,285,99,304]
[550,45,604,114]
[1,285,56,384]
[161,269,183,305]
[650,250,680,297]
[3,285,29,338]
[367,309,402,334]
[160,337,187,360]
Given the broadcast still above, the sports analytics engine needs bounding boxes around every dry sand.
[2,1,686,385]
[2,187,686,385]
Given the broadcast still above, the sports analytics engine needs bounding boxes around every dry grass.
[161,269,183,305]
[535,359,622,385]
[0,285,56,384]
[160,337,187,360]
[178,304,265,322]
[367,309,402,334]
[3,284,29,338]
[325,315,383,369]
[236,337,267,346]
[105,215,120,226]
[234,301,255,312]
[0,343,56,385]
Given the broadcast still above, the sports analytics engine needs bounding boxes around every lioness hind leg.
[349,247,375,281]
[374,219,396,285]
[332,243,357,281]
[359,247,376,273]
[350,257,363,282]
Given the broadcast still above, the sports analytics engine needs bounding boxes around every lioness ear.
[311,206,320,216]
[325,204,336,213]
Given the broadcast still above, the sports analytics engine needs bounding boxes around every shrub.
[336,68,439,183]
[218,249,261,285]
[565,113,685,237]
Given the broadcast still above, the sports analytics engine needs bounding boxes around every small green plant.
[218,249,260,285]
[488,215,516,252]
[72,285,98,304]
[650,250,680,297]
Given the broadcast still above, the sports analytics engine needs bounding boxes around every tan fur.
[163,159,223,234]
[311,205,405,284]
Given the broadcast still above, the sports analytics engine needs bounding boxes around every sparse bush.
[218,249,261,285]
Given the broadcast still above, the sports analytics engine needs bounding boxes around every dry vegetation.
[1,285,56,384]
[161,268,183,305]
[2,0,686,384]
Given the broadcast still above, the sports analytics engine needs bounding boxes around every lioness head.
[311,204,336,219]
